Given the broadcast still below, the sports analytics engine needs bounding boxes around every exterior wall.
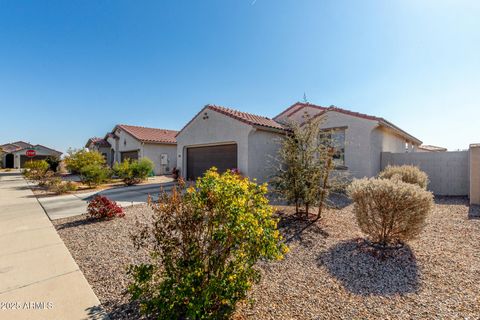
[176,108,253,179]
[470,145,480,205]
[142,143,177,175]
[277,106,324,124]
[318,111,378,178]
[370,127,414,177]
[247,129,283,183]
[105,136,119,163]
[115,128,143,155]
[381,151,469,196]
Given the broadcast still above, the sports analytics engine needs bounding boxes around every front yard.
[53,197,480,319]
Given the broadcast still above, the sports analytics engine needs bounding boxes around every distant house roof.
[177,104,286,136]
[113,124,178,144]
[418,145,447,152]
[85,137,111,148]
[0,141,33,153]
[276,102,422,145]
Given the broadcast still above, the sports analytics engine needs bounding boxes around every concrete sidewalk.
[37,181,175,220]
[0,172,105,320]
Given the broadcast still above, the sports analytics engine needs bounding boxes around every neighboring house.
[105,124,178,175]
[0,141,62,169]
[417,145,447,152]
[176,102,423,181]
[85,137,113,166]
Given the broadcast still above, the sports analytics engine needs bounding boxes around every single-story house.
[176,102,422,181]
[104,124,178,175]
[417,145,447,152]
[0,141,62,169]
[85,137,113,166]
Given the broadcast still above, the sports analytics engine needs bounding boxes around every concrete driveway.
[36,182,176,220]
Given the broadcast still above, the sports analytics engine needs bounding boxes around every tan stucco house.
[104,124,178,175]
[0,141,62,169]
[85,137,113,166]
[176,102,422,181]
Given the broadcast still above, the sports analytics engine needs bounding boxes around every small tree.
[64,148,106,174]
[347,178,434,247]
[271,115,342,220]
[128,168,287,319]
[113,157,154,185]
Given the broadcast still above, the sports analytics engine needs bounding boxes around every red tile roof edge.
[116,124,178,144]
[176,105,286,137]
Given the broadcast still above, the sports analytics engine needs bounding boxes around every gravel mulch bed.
[54,197,480,319]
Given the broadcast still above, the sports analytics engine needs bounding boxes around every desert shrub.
[347,178,434,247]
[87,195,124,219]
[46,178,78,194]
[114,157,154,186]
[128,168,288,319]
[79,164,111,187]
[45,156,61,172]
[64,148,106,174]
[23,160,50,181]
[379,165,429,189]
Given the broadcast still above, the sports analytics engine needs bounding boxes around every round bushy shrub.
[114,157,154,185]
[23,160,50,181]
[87,195,124,219]
[64,148,106,174]
[79,164,111,187]
[128,168,288,319]
[347,178,434,247]
[379,165,429,189]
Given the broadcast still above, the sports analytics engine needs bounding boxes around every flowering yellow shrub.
[129,168,287,319]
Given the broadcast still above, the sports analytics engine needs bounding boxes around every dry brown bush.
[347,178,434,247]
[379,165,429,189]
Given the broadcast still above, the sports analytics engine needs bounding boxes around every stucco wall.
[247,129,283,183]
[381,151,469,196]
[370,127,411,177]
[317,111,378,178]
[142,143,177,175]
[115,128,142,154]
[176,108,252,179]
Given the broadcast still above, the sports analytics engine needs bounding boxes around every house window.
[320,128,346,167]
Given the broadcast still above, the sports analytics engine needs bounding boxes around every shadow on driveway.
[317,238,420,296]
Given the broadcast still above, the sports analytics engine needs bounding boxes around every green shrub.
[23,160,50,181]
[45,156,61,172]
[47,179,78,194]
[114,157,154,186]
[79,164,111,187]
[379,165,429,189]
[347,178,434,247]
[64,148,106,174]
[128,168,288,319]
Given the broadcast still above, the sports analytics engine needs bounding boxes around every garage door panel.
[187,144,237,180]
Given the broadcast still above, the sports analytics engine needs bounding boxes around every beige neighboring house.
[85,137,113,166]
[0,141,62,169]
[176,102,423,182]
[417,145,447,152]
[105,124,178,175]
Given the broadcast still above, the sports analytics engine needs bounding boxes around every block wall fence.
[381,144,480,205]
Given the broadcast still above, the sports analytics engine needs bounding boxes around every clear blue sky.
[1,0,478,152]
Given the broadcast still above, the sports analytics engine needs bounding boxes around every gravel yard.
[53,197,480,319]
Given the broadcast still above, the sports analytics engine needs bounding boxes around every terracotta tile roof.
[207,105,285,131]
[418,145,447,152]
[278,102,422,145]
[116,125,178,144]
[85,137,111,148]
[176,104,286,137]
